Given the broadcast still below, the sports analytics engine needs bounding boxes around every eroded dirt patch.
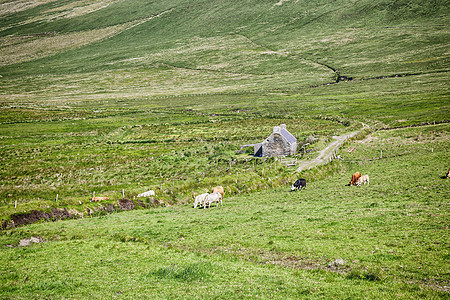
[2,199,161,229]
[118,198,136,210]
[2,208,77,229]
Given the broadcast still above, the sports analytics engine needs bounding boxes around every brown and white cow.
[349,172,361,186]
[356,175,369,186]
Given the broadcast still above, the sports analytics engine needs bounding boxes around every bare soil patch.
[118,198,136,210]
[2,199,161,229]
[1,208,75,229]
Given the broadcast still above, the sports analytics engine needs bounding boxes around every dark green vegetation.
[0,0,449,298]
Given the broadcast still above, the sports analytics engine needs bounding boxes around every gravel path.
[295,124,367,173]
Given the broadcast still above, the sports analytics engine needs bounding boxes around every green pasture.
[0,0,449,298]
[1,123,448,298]
[1,73,448,218]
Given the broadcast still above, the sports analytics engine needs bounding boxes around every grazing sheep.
[194,193,209,208]
[356,175,369,186]
[204,192,223,208]
[212,186,224,198]
[137,190,155,198]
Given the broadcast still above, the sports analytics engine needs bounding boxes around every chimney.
[273,126,281,134]
[280,124,286,130]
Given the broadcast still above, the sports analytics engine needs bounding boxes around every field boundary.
[379,119,450,131]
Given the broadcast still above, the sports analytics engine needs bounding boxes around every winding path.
[295,124,368,173]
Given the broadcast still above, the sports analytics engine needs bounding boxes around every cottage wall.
[252,124,297,157]
[261,133,292,157]
[290,141,298,154]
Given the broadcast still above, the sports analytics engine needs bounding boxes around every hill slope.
[0,0,448,96]
[0,1,449,298]
[0,0,448,211]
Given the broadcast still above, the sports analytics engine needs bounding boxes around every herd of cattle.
[143,167,450,209]
[289,171,369,193]
[194,172,370,209]
[348,172,370,186]
[96,167,448,209]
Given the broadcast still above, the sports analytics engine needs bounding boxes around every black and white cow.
[291,178,306,191]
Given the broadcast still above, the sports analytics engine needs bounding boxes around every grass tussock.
[149,262,213,281]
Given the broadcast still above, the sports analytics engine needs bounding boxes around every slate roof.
[280,128,297,144]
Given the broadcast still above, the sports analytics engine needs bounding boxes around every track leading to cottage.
[295,123,368,173]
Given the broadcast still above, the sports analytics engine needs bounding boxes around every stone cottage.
[254,124,297,157]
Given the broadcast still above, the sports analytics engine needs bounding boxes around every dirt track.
[295,125,366,173]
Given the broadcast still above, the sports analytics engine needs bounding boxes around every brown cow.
[349,172,361,186]
[212,186,224,198]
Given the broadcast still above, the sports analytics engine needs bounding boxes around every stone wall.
[261,133,292,157]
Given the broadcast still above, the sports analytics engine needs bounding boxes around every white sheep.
[204,192,223,208]
[137,190,155,198]
[193,193,209,208]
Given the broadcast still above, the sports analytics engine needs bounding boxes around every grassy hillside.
[1,1,448,78]
[0,0,449,298]
[1,123,449,298]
